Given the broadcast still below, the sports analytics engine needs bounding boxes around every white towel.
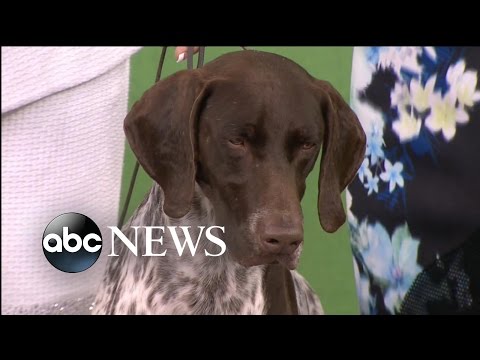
[1,47,141,314]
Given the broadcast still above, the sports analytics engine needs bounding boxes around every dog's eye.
[229,138,245,147]
[301,142,316,150]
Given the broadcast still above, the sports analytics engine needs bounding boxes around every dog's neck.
[118,183,266,314]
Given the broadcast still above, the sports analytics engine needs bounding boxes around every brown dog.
[94,50,366,315]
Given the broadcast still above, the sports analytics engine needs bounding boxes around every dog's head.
[124,50,366,270]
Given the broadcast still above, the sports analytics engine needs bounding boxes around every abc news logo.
[43,213,226,273]
[42,213,103,273]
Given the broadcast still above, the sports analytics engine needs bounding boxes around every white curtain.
[1,47,141,314]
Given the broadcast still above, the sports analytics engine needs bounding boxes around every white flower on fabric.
[456,71,480,106]
[352,101,384,139]
[366,123,385,165]
[447,60,480,107]
[359,222,393,285]
[358,158,372,183]
[390,82,411,110]
[424,47,437,61]
[353,221,423,314]
[410,75,437,112]
[383,225,423,313]
[353,101,385,166]
[351,47,376,94]
[446,60,467,86]
[378,47,396,70]
[379,47,422,76]
[364,172,379,196]
[346,189,358,228]
[398,47,423,74]
[352,218,371,251]
[346,189,352,211]
[380,159,404,193]
[425,91,469,141]
[392,109,422,142]
[353,259,373,315]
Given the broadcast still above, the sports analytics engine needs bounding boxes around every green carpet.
[120,47,359,315]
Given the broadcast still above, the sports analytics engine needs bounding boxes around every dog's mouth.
[272,253,301,270]
[239,252,301,271]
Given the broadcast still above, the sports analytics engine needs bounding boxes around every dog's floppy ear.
[313,80,366,233]
[124,70,207,218]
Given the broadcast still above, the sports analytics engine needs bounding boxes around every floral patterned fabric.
[348,47,480,314]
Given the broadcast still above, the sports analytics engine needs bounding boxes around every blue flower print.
[350,219,423,314]
[379,160,405,193]
[364,173,379,195]
[365,125,385,165]
[358,158,372,183]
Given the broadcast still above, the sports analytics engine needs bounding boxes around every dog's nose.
[260,226,303,255]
